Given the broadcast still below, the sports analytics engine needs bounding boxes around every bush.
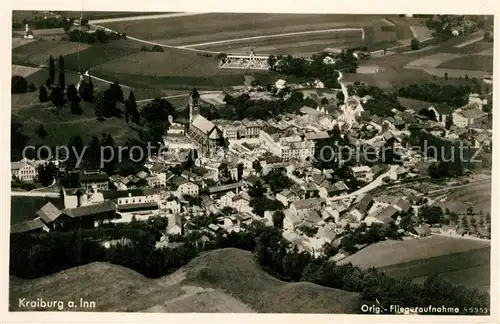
[410,38,420,51]
[151,45,164,52]
[11,75,28,94]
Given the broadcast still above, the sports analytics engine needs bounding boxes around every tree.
[419,205,443,224]
[109,81,124,104]
[48,55,56,85]
[38,86,49,102]
[445,114,453,129]
[465,74,469,81]
[70,100,83,115]
[410,38,420,50]
[58,55,65,90]
[252,160,263,174]
[125,90,140,124]
[85,136,101,169]
[444,72,448,80]
[11,122,30,161]
[267,55,277,70]
[37,162,57,186]
[50,86,66,107]
[466,206,474,215]
[78,79,94,102]
[35,124,48,139]
[272,210,285,228]
[100,133,117,175]
[11,75,28,94]
[66,135,84,169]
[66,84,79,102]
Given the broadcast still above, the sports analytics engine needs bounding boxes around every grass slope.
[437,55,493,73]
[183,248,360,313]
[10,248,360,313]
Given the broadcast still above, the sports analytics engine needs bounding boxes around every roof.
[291,198,321,210]
[32,28,66,36]
[371,163,390,175]
[168,214,182,230]
[63,201,116,218]
[79,171,109,183]
[117,202,158,212]
[304,131,330,141]
[103,188,160,200]
[305,210,322,223]
[372,206,399,224]
[332,181,349,191]
[36,202,62,223]
[430,104,456,115]
[456,108,488,120]
[208,181,244,194]
[395,198,412,213]
[11,218,47,234]
[284,209,301,224]
[191,115,216,134]
[317,225,337,241]
[11,161,37,170]
[233,192,251,202]
[350,165,371,173]
[356,193,374,214]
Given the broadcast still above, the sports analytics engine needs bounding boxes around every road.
[329,165,399,202]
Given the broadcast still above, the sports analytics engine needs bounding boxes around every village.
[11,58,493,261]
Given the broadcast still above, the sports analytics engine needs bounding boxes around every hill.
[9,248,360,313]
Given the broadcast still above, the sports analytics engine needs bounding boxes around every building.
[349,166,374,183]
[175,178,199,196]
[36,202,63,230]
[78,170,109,193]
[11,159,39,182]
[452,107,489,128]
[22,25,66,40]
[187,88,225,155]
[289,198,323,218]
[241,118,260,138]
[167,214,183,235]
[61,200,117,229]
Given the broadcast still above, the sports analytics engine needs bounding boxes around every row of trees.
[10,221,489,313]
[68,29,126,44]
[397,83,476,107]
[202,91,319,121]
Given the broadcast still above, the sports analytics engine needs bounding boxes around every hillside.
[9,248,360,313]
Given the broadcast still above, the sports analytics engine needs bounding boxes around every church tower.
[189,87,200,126]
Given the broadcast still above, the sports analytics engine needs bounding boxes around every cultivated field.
[338,235,490,269]
[12,65,39,78]
[10,248,360,313]
[379,247,490,293]
[99,13,388,46]
[435,180,491,215]
[437,55,494,72]
[12,40,91,67]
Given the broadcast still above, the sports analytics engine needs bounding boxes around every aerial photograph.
[9,11,493,314]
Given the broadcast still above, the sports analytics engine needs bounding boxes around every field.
[379,247,490,293]
[12,96,143,148]
[435,180,491,215]
[100,13,389,46]
[338,235,490,269]
[12,40,91,67]
[437,55,494,73]
[10,248,361,313]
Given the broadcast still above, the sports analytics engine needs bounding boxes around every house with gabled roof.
[11,218,50,235]
[36,202,63,230]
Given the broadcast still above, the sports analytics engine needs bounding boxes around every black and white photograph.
[6,5,496,318]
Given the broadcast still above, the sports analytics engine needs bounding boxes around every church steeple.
[189,87,200,126]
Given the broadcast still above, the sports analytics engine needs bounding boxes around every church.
[187,88,225,156]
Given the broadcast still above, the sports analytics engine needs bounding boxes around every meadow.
[338,235,490,269]
[100,13,388,46]
[379,247,490,293]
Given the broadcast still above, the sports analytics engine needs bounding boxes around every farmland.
[99,13,389,46]
[12,41,91,67]
[437,55,494,72]
[435,180,492,215]
[338,235,490,269]
[379,247,490,293]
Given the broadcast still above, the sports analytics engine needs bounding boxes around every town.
[10,11,492,314]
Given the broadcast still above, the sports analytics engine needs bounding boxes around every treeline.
[201,91,319,121]
[13,17,73,31]
[140,45,164,52]
[397,83,478,107]
[10,222,489,314]
[68,29,126,44]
